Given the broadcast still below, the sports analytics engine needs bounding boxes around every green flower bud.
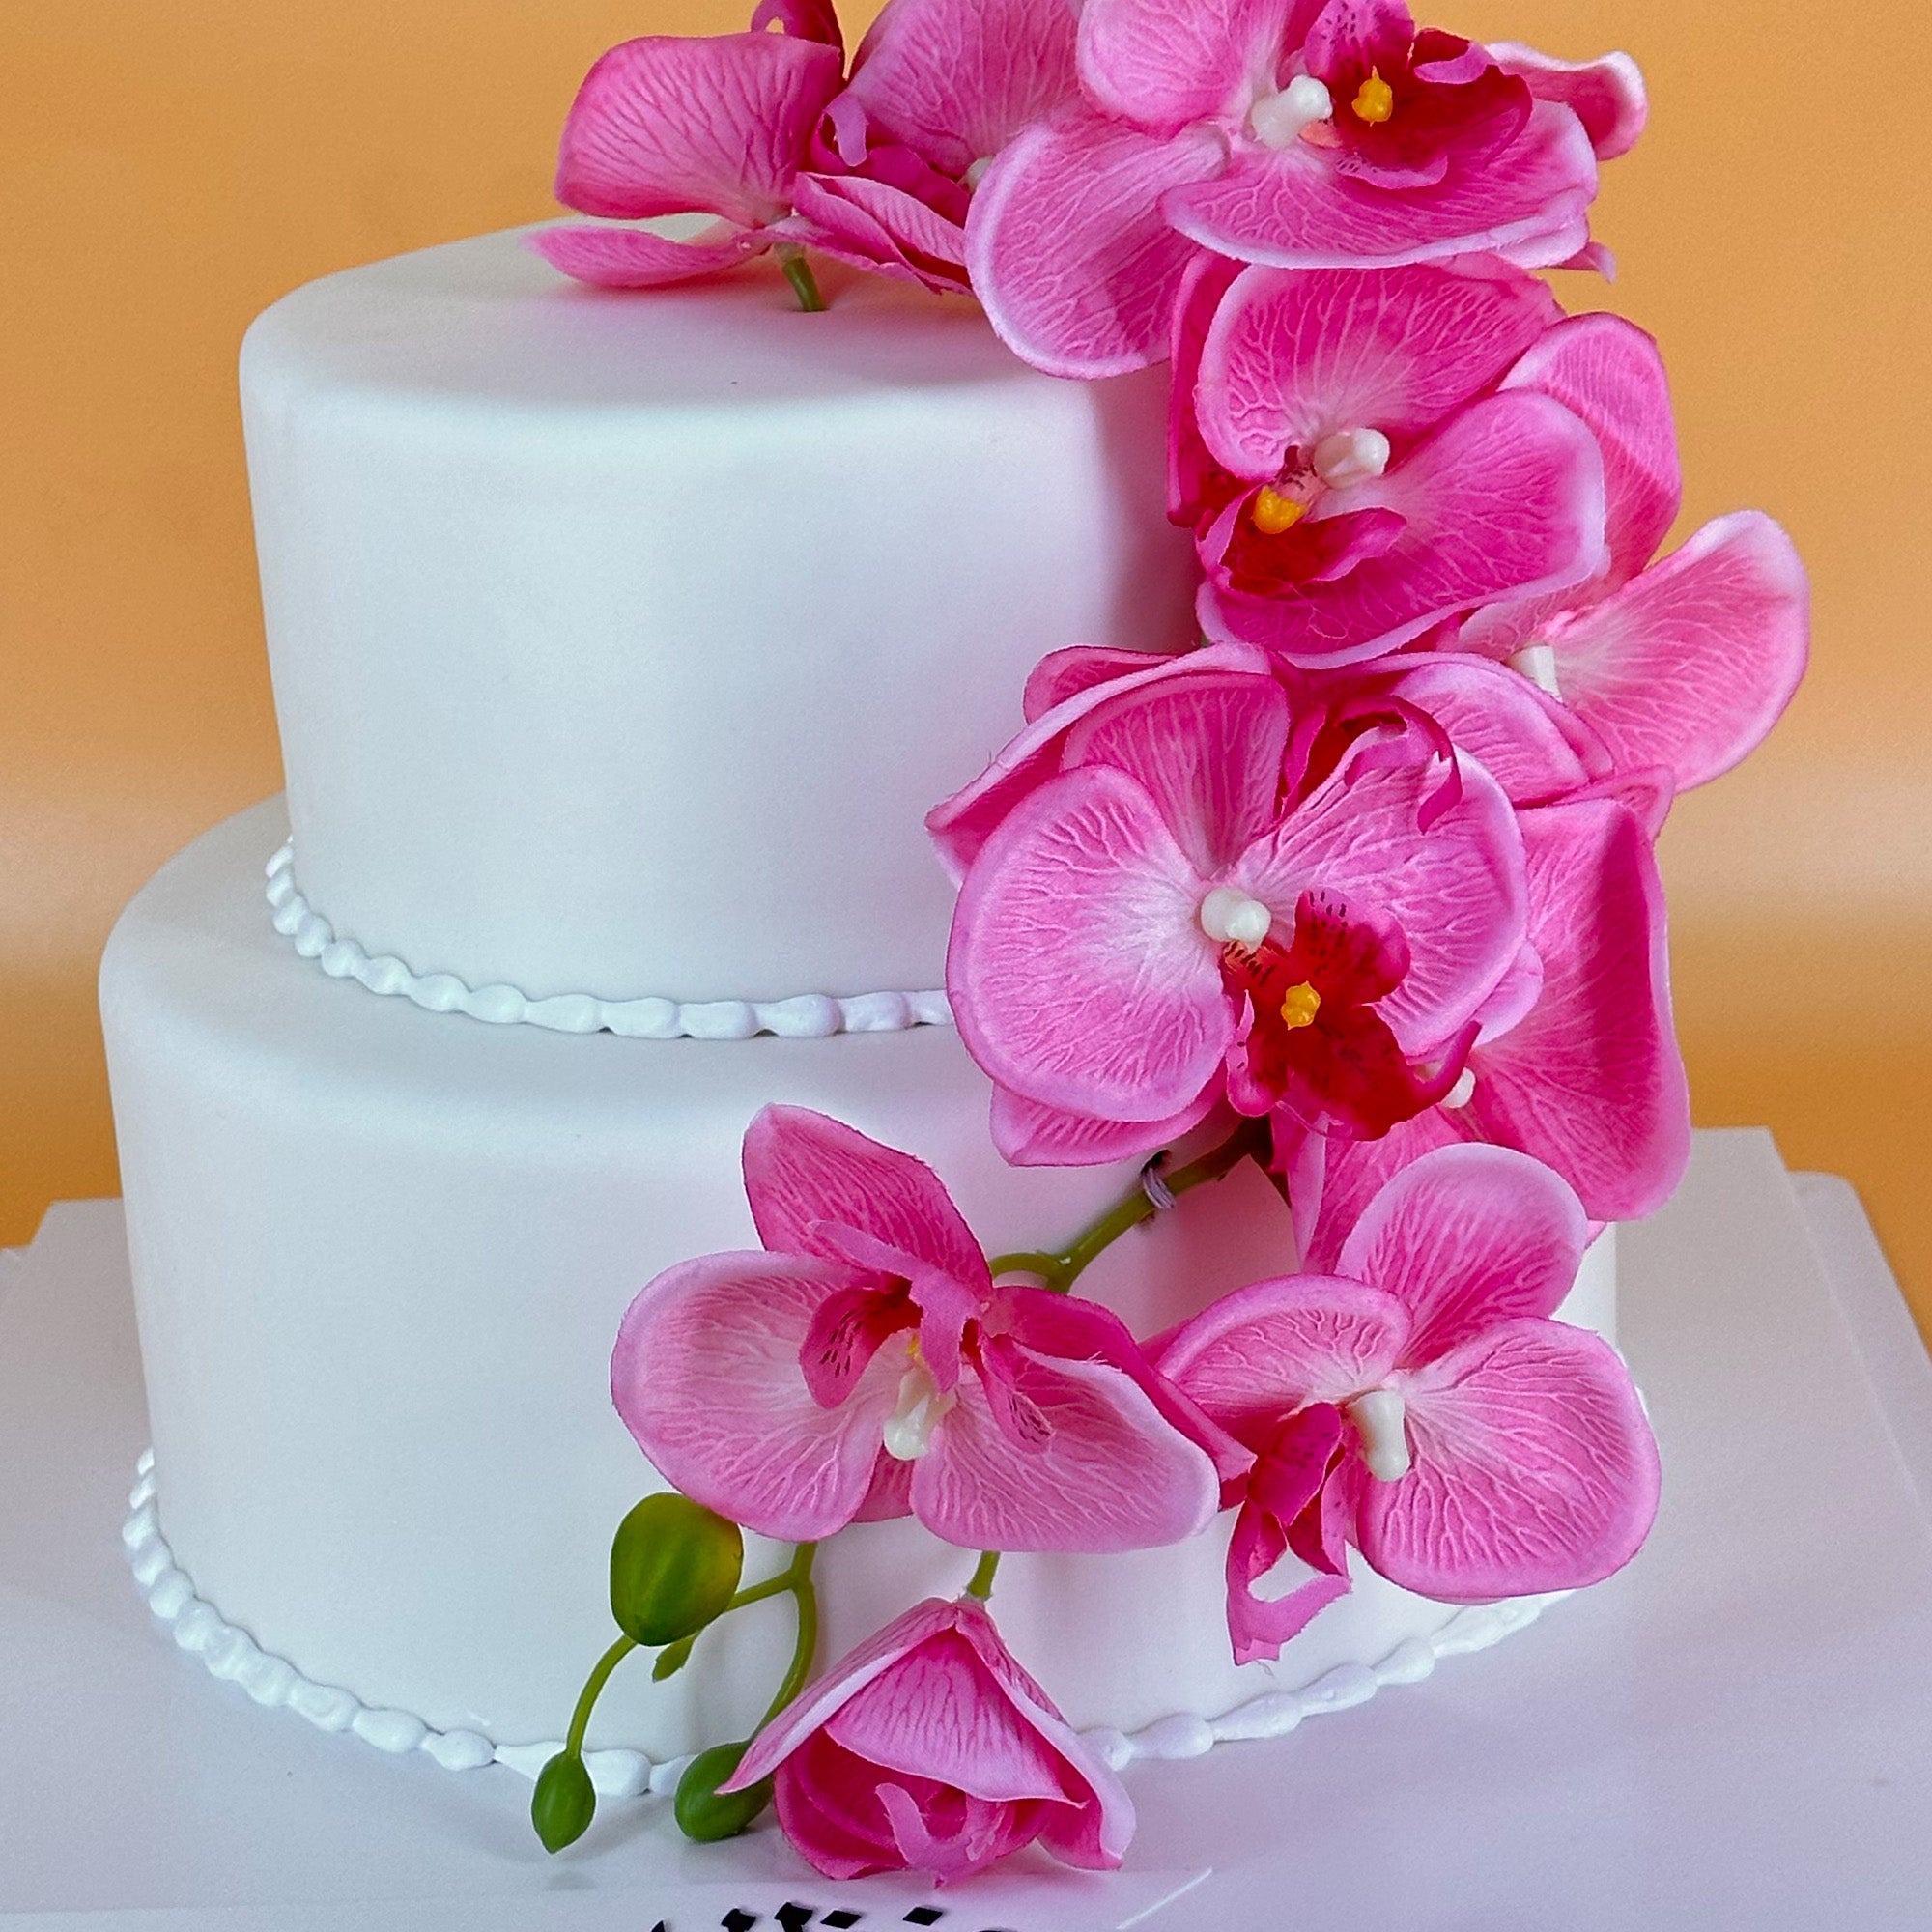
[531,1749,597,1853]
[674,1741,771,1843]
[609,1493,744,1648]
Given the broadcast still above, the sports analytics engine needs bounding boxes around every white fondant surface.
[242,231,1196,1005]
[101,802,1616,1760]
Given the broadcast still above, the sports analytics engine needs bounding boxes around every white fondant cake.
[102,232,1619,1772]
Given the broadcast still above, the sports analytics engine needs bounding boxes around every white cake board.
[4,1127,1931,1930]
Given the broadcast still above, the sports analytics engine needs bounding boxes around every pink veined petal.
[948,766,1232,1122]
[1062,670,1293,877]
[1280,1106,1471,1274]
[1379,651,1609,804]
[928,640,1264,882]
[1548,511,1811,791]
[611,1250,907,1541]
[1170,250,1244,521]
[876,1778,1042,1882]
[1359,1317,1661,1599]
[844,0,1082,177]
[1473,941,1545,1044]
[801,1275,918,1407]
[915,1343,1223,1550]
[1204,389,1609,666]
[987,1080,1223,1168]
[1079,0,1320,129]
[1156,1273,1408,1440]
[526,220,764,288]
[853,1452,917,1520]
[786,173,969,290]
[1337,1141,1589,1366]
[1226,1494,1351,1663]
[827,1630,1074,1799]
[770,1736,906,1879]
[1023,645,1172,723]
[1502,310,1680,582]
[1488,43,1647,158]
[752,0,845,49]
[1564,764,1674,840]
[816,1221,984,1394]
[967,110,1229,378]
[1197,261,1561,478]
[554,33,844,227]
[1235,744,1527,1055]
[1467,795,1690,1221]
[1164,99,1598,271]
[743,1105,993,1296]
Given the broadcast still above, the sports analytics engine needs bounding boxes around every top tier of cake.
[240,230,1194,1009]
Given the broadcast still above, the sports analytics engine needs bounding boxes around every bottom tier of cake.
[99,800,1617,1768]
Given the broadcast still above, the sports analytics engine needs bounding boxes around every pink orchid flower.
[1278,786,1690,1266]
[1159,1143,1661,1662]
[943,667,1526,1165]
[611,1106,1235,1551]
[968,0,1642,375]
[724,1595,1133,1881]
[1173,256,1609,667]
[529,4,846,289]
[1456,312,1810,790]
[779,0,1081,293]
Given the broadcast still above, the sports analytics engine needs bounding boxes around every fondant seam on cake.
[124,1448,1565,1788]
[263,845,954,1040]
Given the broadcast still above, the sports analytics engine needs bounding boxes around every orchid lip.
[882,1356,956,1461]
[1346,1387,1412,1482]
[1248,75,1334,149]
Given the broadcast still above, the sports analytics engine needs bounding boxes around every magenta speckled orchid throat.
[490,0,1805,1887]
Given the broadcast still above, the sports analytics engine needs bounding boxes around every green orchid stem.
[564,1633,637,1758]
[778,247,826,313]
[759,1542,819,1728]
[988,1118,1271,1295]
[964,1549,1002,1600]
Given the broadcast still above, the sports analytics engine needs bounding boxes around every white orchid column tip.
[883,1357,956,1462]
[1249,75,1334,148]
[1313,427,1392,488]
[1199,887,1274,948]
[1346,1388,1412,1483]
[1507,642,1562,697]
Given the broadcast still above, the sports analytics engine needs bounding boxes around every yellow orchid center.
[1353,68,1395,123]
[1251,485,1307,536]
[1279,980,1321,1029]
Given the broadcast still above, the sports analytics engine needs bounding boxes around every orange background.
[4,0,1929,1332]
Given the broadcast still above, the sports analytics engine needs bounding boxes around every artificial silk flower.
[967,0,1641,375]
[1172,257,1608,666]
[725,1595,1133,1882]
[1158,1142,1660,1661]
[944,668,1526,1161]
[1279,789,1690,1266]
[611,1106,1236,1551]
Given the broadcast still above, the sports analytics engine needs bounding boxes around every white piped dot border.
[264,846,952,1041]
[124,1450,1560,1788]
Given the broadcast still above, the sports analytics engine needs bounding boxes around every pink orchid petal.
[1063,670,1293,877]
[1236,744,1526,1055]
[816,1221,984,1393]
[1467,796,1690,1221]
[1548,511,1810,791]
[801,1277,918,1407]
[1022,645,1171,723]
[554,33,843,227]
[1488,43,1647,158]
[928,641,1262,881]
[1380,651,1609,803]
[787,173,969,290]
[526,220,763,289]
[854,1452,917,1520]
[752,0,845,48]
[1079,0,1316,129]
[1169,250,1244,521]
[1227,1495,1352,1663]
[1205,389,1609,665]
[917,1343,1223,1550]
[744,1106,993,1293]
[968,110,1228,377]
[1337,1142,1589,1364]
[845,0,1081,177]
[611,1250,906,1541]
[771,1736,911,1879]
[987,1081,1222,1167]
[1165,99,1598,270]
[1360,1318,1660,1599]
[1279,1107,1470,1274]
[1156,1273,1408,1441]
[1568,763,1674,838]
[948,766,1232,1121]
[1473,941,1546,1044]
[876,1777,1043,1881]
[1502,310,1680,582]
[1197,261,1561,478]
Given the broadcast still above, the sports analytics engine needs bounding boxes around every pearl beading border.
[264,845,953,1041]
[123,1450,1561,1794]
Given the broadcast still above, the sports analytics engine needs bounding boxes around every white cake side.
[242,231,1197,1008]
[101,802,1617,1758]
